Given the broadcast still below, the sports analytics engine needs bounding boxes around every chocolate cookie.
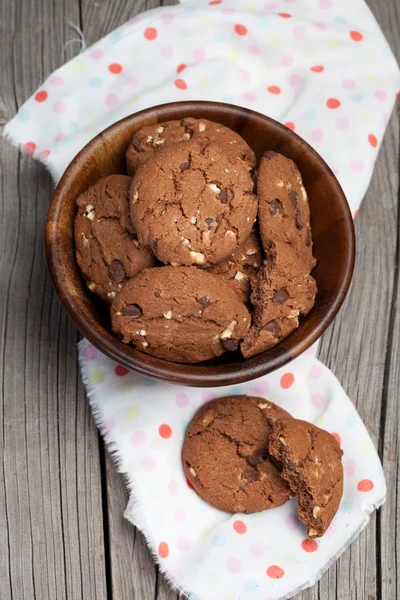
[269,419,344,538]
[111,266,251,363]
[206,229,263,303]
[182,396,293,513]
[241,242,317,357]
[126,117,256,174]
[257,151,316,272]
[74,175,157,301]
[130,140,257,267]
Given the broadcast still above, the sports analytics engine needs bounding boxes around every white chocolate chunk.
[234,271,245,281]
[198,122,206,132]
[220,320,237,340]
[163,311,172,319]
[208,183,221,194]
[189,251,206,265]
[139,329,147,336]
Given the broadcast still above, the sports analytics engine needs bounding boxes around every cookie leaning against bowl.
[269,419,344,538]
[182,395,293,513]
[111,266,251,363]
[74,174,157,302]
[125,117,256,174]
[130,140,257,268]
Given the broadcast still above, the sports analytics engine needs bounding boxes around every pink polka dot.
[319,0,332,8]
[342,78,356,90]
[250,543,263,557]
[326,523,337,535]
[226,557,241,573]
[202,391,217,404]
[311,393,326,408]
[174,507,186,523]
[161,45,173,58]
[351,160,364,173]
[194,47,206,61]
[375,90,387,101]
[289,73,302,88]
[170,569,184,582]
[141,457,156,471]
[239,69,250,82]
[82,345,98,360]
[304,345,315,356]
[344,459,356,476]
[131,430,146,447]
[335,117,349,130]
[89,48,103,60]
[169,479,178,495]
[249,44,261,55]
[310,364,323,378]
[49,75,64,86]
[254,381,269,395]
[55,131,66,143]
[177,536,190,551]
[243,91,257,101]
[313,22,326,30]
[285,514,300,531]
[332,166,339,176]
[222,7,236,14]
[175,393,189,408]
[125,75,139,87]
[105,93,119,107]
[285,0,296,3]
[161,13,174,24]
[292,25,306,38]
[104,419,115,433]
[54,102,66,113]
[281,56,293,67]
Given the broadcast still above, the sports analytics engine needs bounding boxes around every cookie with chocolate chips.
[206,229,263,303]
[74,175,157,302]
[111,266,251,363]
[182,395,293,513]
[130,140,257,267]
[269,419,344,538]
[125,117,256,174]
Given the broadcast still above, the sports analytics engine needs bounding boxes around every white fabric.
[4,0,399,598]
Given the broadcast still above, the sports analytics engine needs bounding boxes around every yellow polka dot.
[269,37,283,49]
[70,59,85,73]
[128,96,140,104]
[327,39,340,49]
[197,76,209,87]
[125,406,140,420]
[359,110,373,123]
[361,438,376,456]
[90,370,104,385]
[314,416,325,427]
[244,4,256,12]
[39,121,51,133]
[223,596,235,600]
[201,526,213,538]
[199,15,213,27]
[366,75,379,84]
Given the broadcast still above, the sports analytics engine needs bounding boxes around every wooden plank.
[0,1,107,599]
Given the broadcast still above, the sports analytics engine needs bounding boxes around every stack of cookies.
[74,117,317,363]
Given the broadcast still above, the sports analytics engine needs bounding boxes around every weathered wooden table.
[1,1,399,598]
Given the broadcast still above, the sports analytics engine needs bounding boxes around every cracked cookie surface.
[111,266,251,363]
[182,395,293,513]
[74,175,157,302]
[130,140,257,267]
[269,419,344,538]
[125,117,256,174]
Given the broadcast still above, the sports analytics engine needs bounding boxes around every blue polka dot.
[351,93,364,102]
[212,534,226,547]
[182,420,189,434]
[214,32,227,43]
[341,499,352,513]
[334,16,347,24]
[228,387,242,396]
[303,107,316,121]
[69,122,79,133]
[257,16,268,28]
[89,77,102,88]
[183,5,196,10]
[221,95,234,104]
[18,108,30,121]
[143,377,157,386]
[346,411,357,428]
[244,580,258,592]
[109,30,122,43]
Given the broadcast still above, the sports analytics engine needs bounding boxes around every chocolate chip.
[264,320,282,336]
[305,228,312,247]
[180,118,194,127]
[273,290,289,304]
[263,150,277,160]
[126,215,136,237]
[122,303,142,317]
[269,198,285,216]
[180,161,190,172]
[216,188,228,203]
[197,295,210,307]
[154,288,162,298]
[295,210,305,230]
[243,469,258,482]
[241,149,253,161]
[247,454,262,467]
[288,190,298,207]
[205,217,217,229]
[222,339,239,352]
[108,260,126,283]
[132,137,145,152]
[148,232,158,248]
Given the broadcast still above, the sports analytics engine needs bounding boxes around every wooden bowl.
[46,101,355,387]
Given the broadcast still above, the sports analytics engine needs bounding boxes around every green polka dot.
[206,572,220,587]
[269,37,282,49]
[228,50,240,61]
[71,59,85,73]
[366,74,379,83]
[39,121,52,133]
[125,406,140,420]
[128,46,140,58]
[197,76,209,87]
[359,110,373,123]
[327,39,340,49]
[90,370,104,385]
[199,15,213,26]
[120,383,134,394]
[361,438,375,456]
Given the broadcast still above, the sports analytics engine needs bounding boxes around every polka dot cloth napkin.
[4,0,399,598]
